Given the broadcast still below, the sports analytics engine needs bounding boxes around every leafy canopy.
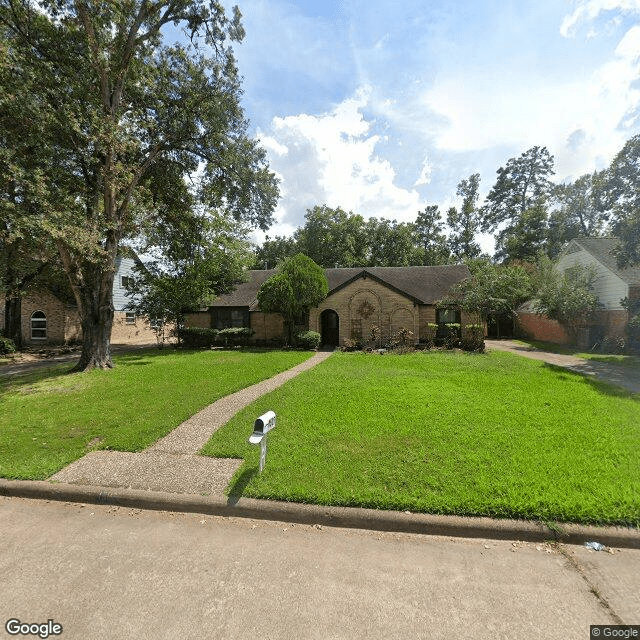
[257,254,328,343]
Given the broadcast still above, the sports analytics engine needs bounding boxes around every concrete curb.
[1,479,638,549]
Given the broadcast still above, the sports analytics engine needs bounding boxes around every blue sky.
[222,0,640,251]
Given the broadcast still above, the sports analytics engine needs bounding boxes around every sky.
[220,0,640,253]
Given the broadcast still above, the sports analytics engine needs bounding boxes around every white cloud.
[561,0,640,37]
[414,157,433,186]
[257,87,426,229]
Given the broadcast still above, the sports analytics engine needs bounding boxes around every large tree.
[447,173,482,260]
[603,135,640,266]
[365,218,420,267]
[414,205,450,265]
[294,205,368,268]
[482,146,555,262]
[0,0,278,370]
[257,253,328,344]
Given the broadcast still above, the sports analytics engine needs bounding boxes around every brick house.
[185,265,473,346]
[1,254,159,346]
[517,238,640,346]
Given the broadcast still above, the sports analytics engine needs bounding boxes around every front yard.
[202,351,640,526]
[0,349,313,480]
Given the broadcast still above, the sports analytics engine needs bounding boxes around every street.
[1,497,637,639]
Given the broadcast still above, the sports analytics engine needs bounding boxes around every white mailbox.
[249,411,276,473]
[249,410,276,444]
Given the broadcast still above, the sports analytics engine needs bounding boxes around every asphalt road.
[1,497,638,640]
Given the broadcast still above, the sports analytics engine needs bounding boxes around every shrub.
[176,327,219,348]
[626,315,640,352]
[443,323,461,349]
[341,338,359,352]
[420,323,438,349]
[369,325,381,347]
[296,330,321,350]
[0,336,17,355]
[217,327,255,347]
[461,324,485,352]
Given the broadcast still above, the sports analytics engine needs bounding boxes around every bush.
[217,327,255,347]
[176,327,219,348]
[461,324,485,352]
[0,336,16,355]
[341,338,359,352]
[443,323,461,349]
[626,315,640,352]
[420,323,438,349]
[296,330,321,350]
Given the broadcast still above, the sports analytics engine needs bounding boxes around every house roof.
[565,238,640,286]
[209,265,471,311]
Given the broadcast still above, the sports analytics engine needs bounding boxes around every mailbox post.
[249,411,276,473]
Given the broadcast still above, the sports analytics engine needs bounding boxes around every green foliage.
[0,0,278,369]
[414,205,451,265]
[176,328,220,348]
[294,205,368,268]
[440,260,534,324]
[0,335,16,355]
[176,327,254,348]
[365,218,421,267]
[533,255,602,344]
[253,235,299,269]
[448,173,482,260]
[461,324,485,352]
[295,330,321,350]
[257,254,328,344]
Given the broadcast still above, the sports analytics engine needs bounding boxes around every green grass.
[513,338,640,366]
[0,348,313,480]
[202,351,640,526]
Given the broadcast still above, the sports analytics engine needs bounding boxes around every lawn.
[202,351,640,526]
[0,348,313,480]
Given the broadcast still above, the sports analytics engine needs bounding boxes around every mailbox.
[249,410,276,444]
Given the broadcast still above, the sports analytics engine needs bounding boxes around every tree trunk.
[4,296,23,349]
[71,266,116,372]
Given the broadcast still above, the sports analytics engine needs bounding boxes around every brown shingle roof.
[209,265,471,311]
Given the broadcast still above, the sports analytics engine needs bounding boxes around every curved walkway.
[50,351,334,495]
[485,339,640,394]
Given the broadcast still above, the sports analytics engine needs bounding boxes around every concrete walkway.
[50,351,333,495]
[485,339,640,394]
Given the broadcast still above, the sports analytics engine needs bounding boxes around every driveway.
[485,339,640,394]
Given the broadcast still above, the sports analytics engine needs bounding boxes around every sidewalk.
[485,339,640,394]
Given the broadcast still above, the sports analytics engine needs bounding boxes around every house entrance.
[320,309,340,347]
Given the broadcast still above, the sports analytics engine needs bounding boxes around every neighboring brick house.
[1,254,159,346]
[517,238,640,346]
[185,265,473,346]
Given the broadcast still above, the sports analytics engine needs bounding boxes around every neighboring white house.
[517,237,640,346]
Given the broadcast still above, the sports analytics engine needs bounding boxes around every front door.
[320,309,339,347]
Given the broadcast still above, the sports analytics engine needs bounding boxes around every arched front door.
[320,309,339,347]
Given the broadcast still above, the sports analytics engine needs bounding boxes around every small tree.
[257,254,328,344]
[533,256,601,345]
[439,259,535,325]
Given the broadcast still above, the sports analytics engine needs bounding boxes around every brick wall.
[516,312,570,345]
[184,312,211,329]
[250,311,285,342]
[20,291,69,345]
[111,311,166,344]
[309,278,429,346]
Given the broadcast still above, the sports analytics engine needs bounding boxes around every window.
[31,311,47,340]
[150,318,163,329]
[437,308,460,325]
[125,312,136,325]
[121,275,135,290]
[211,307,250,329]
